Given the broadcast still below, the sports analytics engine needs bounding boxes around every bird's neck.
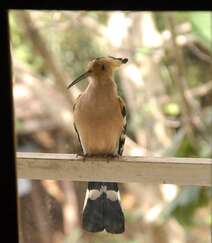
[88,77,118,97]
[82,78,118,112]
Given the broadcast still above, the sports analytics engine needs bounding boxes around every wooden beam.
[17,152,212,186]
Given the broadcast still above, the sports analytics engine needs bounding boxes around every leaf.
[188,12,211,49]
[175,137,198,157]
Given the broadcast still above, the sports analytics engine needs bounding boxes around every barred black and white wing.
[118,97,127,156]
[73,94,84,153]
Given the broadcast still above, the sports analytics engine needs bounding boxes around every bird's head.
[67,56,128,88]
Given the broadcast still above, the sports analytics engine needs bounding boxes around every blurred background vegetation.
[10,10,211,243]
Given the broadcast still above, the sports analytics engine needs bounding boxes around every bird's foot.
[102,154,120,163]
[76,153,87,162]
[76,153,120,162]
[76,153,97,162]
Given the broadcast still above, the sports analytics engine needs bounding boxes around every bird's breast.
[74,94,123,155]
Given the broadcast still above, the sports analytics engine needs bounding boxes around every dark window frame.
[1,2,209,243]
[0,9,19,243]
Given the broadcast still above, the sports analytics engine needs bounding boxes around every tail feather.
[82,195,104,232]
[82,182,125,234]
[104,198,125,233]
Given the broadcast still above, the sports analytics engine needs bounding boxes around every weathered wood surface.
[17,152,212,186]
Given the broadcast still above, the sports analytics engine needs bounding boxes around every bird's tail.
[82,182,125,234]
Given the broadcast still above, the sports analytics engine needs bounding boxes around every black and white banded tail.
[82,182,124,233]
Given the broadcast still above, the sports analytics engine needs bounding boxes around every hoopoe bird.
[67,56,128,234]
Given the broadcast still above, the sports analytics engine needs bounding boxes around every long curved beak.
[67,70,91,89]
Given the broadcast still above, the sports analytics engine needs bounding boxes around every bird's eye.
[101,64,105,71]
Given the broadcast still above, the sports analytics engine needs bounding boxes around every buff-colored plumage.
[74,82,123,155]
[71,57,127,156]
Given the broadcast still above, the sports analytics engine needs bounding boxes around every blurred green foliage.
[175,137,199,157]
[189,12,211,49]
[10,12,45,74]
[152,12,211,230]
[162,187,211,227]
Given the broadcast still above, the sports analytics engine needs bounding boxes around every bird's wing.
[117,97,127,155]
[73,95,83,152]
